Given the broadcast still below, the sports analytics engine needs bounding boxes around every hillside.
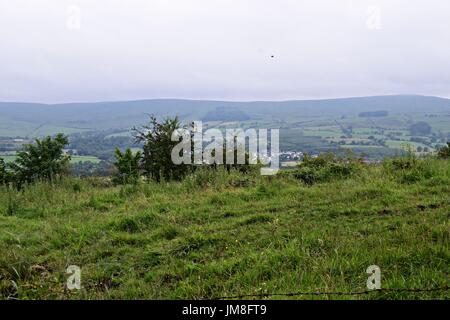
[1,95,450,136]
[0,158,448,299]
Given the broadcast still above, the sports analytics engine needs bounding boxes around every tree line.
[1,116,449,188]
[0,116,255,188]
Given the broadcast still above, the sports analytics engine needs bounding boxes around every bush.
[0,158,9,185]
[133,115,192,182]
[112,148,142,184]
[293,152,362,185]
[389,153,417,170]
[437,142,450,159]
[383,151,438,184]
[8,134,70,188]
[294,166,318,186]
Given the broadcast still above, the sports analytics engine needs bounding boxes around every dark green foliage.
[132,116,256,183]
[388,150,418,170]
[383,150,438,184]
[72,182,82,193]
[0,157,8,185]
[133,115,192,182]
[437,142,450,159]
[113,148,142,184]
[293,152,362,185]
[293,166,317,185]
[8,134,70,187]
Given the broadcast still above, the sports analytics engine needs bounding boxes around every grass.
[0,159,449,300]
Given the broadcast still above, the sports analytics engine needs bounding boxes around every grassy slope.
[0,161,449,300]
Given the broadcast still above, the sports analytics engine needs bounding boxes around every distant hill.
[0,95,449,137]
[202,107,251,122]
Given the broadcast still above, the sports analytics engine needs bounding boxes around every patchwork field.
[1,96,449,161]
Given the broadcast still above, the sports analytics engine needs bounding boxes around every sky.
[0,0,449,103]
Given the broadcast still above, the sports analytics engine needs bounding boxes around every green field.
[70,156,101,164]
[1,104,449,160]
[0,122,91,138]
[385,140,432,152]
[1,154,101,164]
[0,159,448,299]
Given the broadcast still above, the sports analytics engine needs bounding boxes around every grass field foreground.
[0,158,449,299]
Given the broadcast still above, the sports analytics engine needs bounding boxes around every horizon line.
[1,93,449,106]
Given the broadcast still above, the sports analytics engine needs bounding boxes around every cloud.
[0,0,449,102]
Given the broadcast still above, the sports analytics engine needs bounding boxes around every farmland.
[1,96,449,162]
[0,154,100,164]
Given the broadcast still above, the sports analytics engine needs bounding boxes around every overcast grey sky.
[0,0,449,103]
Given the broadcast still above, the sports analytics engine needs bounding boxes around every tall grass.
[0,157,449,299]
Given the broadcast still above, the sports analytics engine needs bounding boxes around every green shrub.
[0,157,8,185]
[112,147,142,185]
[134,115,192,182]
[383,152,439,184]
[437,142,450,159]
[293,152,362,185]
[8,134,70,188]
[388,149,418,170]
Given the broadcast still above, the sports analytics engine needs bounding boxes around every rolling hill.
[1,95,449,137]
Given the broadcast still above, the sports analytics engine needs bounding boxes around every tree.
[0,157,9,185]
[437,142,450,159]
[410,121,431,136]
[113,148,142,184]
[9,133,70,187]
[133,115,191,182]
